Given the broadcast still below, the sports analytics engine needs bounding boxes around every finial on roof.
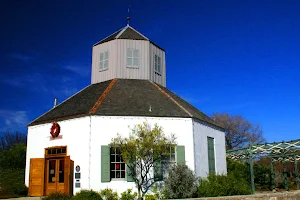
[127,7,130,25]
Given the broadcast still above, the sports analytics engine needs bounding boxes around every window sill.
[110,178,126,181]
[99,68,109,72]
[126,66,139,69]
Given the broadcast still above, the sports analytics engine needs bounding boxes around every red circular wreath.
[50,122,60,138]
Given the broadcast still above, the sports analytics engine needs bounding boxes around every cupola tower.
[91,25,166,86]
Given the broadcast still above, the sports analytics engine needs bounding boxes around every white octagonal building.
[25,24,227,196]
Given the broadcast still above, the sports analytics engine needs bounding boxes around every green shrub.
[227,157,272,190]
[163,164,197,199]
[43,192,72,200]
[0,168,27,197]
[144,194,157,200]
[100,188,119,200]
[227,158,250,181]
[73,190,102,200]
[143,185,165,200]
[120,189,137,200]
[253,163,271,190]
[197,173,252,197]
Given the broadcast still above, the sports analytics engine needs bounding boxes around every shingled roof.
[93,25,164,51]
[29,79,222,129]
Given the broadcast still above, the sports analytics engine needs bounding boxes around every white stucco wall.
[25,117,91,195]
[89,116,194,193]
[193,119,227,177]
[26,116,227,195]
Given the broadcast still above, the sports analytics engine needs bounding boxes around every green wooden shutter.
[176,145,185,165]
[207,137,216,174]
[126,163,135,182]
[154,157,163,181]
[101,145,110,182]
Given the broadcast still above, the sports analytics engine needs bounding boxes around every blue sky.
[0,0,299,142]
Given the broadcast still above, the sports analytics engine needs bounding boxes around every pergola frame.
[227,139,300,193]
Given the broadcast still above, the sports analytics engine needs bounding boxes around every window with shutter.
[207,137,216,174]
[110,148,126,179]
[154,145,185,180]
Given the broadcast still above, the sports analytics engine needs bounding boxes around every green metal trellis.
[226,139,300,193]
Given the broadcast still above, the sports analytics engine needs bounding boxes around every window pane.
[155,55,157,62]
[62,147,66,154]
[133,58,139,66]
[47,149,51,155]
[100,53,104,61]
[111,170,115,178]
[121,163,125,170]
[111,163,115,170]
[127,49,132,57]
[57,148,61,154]
[104,51,108,59]
[121,171,125,178]
[133,49,139,58]
[116,148,120,154]
[59,160,64,183]
[104,60,108,69]
[51,149,56,154]
[110,154,115,162]
[158,56,161,65]
[99,61,103,70]
[155,63,157,71]
[171,154,175,162]
[116,155,120,162]
[115,163,120,170]
[110,148,115,154]
[127,58,132,66]
[116,171,120,178]
[158,65,161,73]
[48,160,56,183]
[171,147,175,153]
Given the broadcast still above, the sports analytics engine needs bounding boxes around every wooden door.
[57,159,65,193]
[29,158,45,196]
[46,159,58,195]
[45,156,73,195]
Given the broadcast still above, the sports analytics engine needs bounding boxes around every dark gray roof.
[29,79,222,129]
[93,25,164,51]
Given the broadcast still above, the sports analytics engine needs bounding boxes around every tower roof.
[93,25,164,51]
[28,79,222,129]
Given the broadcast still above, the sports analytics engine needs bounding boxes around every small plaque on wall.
[75,182,80,188]
[75,173,81,179]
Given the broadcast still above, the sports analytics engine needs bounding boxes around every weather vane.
[127,6,131,25]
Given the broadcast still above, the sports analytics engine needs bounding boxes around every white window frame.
[99,51,108,71]
[154,54,161,74]
[110,147,126,180]
[127,48,139,68]
[161,146,176,178]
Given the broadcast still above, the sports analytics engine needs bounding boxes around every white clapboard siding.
[149,43,166,86]
[91,39,166,87]
[115,39,150,80]
[91,40,117,84]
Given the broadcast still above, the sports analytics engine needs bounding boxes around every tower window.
[127,48,139,68]
[154,54,161,74]
[99,51,108,71]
